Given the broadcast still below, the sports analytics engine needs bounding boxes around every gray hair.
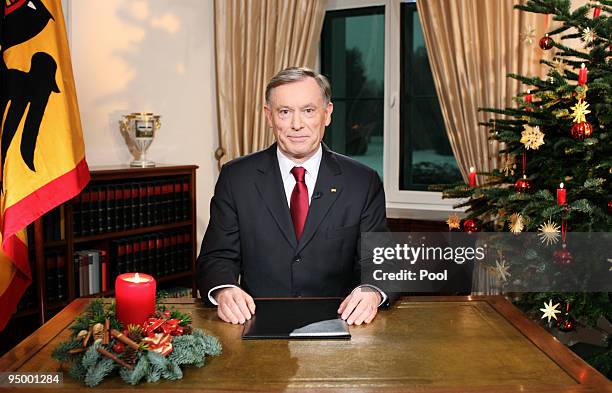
[265,67,331,106]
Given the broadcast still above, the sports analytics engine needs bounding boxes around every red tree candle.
[115,273,156,327]
[557,182,567,206]
[525,89,533,103]
[469,167,477,187]
[578,63,588,86]
[593,5,601,18]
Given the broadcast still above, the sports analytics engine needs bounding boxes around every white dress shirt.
[207,144,386,306]
[276,145,322,207]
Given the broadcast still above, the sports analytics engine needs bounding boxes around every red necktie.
[290,166,308,240]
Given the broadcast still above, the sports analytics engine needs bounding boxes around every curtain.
[214,0,327,166]
[416,0,548,183]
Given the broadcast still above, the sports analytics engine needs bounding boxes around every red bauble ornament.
[557,303,575,332]
[462,219,479,233]
[553,244,573,265]
[608,200,612,214]
[112,341,125,354]
[514,176,531,193]
[558,318,574,331]
[539,34,554,50]
[570,121,593,141]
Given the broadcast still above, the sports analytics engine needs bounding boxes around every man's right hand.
[213,287,256,324]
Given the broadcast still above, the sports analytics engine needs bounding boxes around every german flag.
[0,0,90,331]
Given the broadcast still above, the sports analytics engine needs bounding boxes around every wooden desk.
[0,296,610,392]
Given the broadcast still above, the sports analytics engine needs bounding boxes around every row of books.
[46,251,68,302]
[42,206,65,242]
[73,231,192,297]
[15,242,194,314]
[20,232,193,307]
[110,231,192,281]
[72,178,191,237]
[74,250,109,297]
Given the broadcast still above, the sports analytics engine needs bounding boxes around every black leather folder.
[241,298,351,340]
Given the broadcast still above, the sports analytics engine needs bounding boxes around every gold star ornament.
[550,57,567,75]
[520,125,545,150]
[501,154,516,177]
[540,300,561,322]
[571,99,591,124]
[538,219,561,245]
[521,25,536,46]
[446,214,461,230]
[582,27,596,44]
[509,213,524,234]
[494,259,511,282]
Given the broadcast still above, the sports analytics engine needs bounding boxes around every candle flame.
[581,63,585,69]
[469,167,475,173]
[122,272,151,283]
[560,182,564,189]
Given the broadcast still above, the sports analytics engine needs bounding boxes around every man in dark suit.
[197,67,389,326]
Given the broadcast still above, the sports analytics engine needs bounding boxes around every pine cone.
[91,323,105,341]
[127,324,144,344]
[121,347,139,366]
[182,326,192,335]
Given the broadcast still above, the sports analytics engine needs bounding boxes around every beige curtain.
[214,0,326,166]
[416,0,549,183]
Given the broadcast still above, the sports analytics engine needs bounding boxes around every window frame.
[324,0,463,220]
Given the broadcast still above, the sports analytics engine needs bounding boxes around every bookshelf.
[1,165,198,354]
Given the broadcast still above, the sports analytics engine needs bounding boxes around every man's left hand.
[338,288,381,325]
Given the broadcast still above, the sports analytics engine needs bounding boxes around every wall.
[64,0,218,244]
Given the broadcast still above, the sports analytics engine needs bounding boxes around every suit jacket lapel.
[296,146,342,254]
[254,144,298,249]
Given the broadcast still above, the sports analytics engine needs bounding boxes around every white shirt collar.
[276,144,323,180]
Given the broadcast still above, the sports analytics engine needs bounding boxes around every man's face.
[264,77,333,163]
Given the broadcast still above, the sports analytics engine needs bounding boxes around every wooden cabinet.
[1,164,198,355]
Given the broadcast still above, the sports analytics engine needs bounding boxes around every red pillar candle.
[525,89,533,103]
[557,182,567,206]
[115,273,156,327]
[469,167,477,187]
[578,63,588,86]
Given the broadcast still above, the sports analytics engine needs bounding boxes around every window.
[399,3,462,190]
[321,7,385,179]
[322,0,462,218]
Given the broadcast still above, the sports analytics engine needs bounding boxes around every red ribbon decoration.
[142,333,173,356]
[144,312,185,337]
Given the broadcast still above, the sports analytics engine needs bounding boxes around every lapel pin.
[331,188,337,193]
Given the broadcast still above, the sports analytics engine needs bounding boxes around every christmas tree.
[441,0,611,377]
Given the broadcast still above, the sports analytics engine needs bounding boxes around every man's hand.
[338,288,381,325]
[214,287,256,324]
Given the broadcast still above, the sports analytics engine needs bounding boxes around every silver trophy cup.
[119,113,161,167]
